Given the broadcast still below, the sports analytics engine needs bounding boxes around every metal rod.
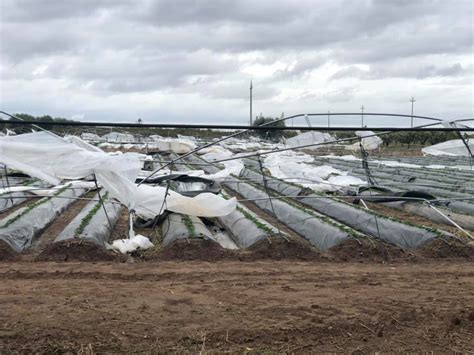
[426,203,473,239]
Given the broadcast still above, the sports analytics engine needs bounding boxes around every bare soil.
[0,240,18,261]
[418,237,474,259]
[0,261,472,353]
[326,237,410,263]
[242,235,323,261]
[35,239,122,262]
[146,239,237,262]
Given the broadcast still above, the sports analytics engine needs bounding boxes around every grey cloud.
[138,0,307,25]
[1,0,124,22]
[330,62,467,81]
[0,0,472,120]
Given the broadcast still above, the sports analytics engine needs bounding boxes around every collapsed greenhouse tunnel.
[355,188,474,232]
[0,149,282,254]
[184,154,372,251]
[0,126,470,258]
[241,153,474,232]
[300,156,474,215]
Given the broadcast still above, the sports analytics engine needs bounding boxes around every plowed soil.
[0,261,473,353]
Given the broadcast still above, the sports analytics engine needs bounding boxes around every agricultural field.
[0,128,473,352]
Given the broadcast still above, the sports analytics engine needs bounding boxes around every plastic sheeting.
[382,201,474,231]
[225,179,349,250]
[261,152,364,192]
[56,192,122,246]
[151,138,196,154]
[285,131,334,149]
[161,213,214,247]
[242,168,439,249]
[347,131,383,151]
[102,132,135,143]
[107,234,154,254]
[98,171,236,219]
[217,200,280,248]
[0,187,86,252]
[0,191,28,213]
[0,132,237,219]
[0,132,141,185]
[422,139,474,157]
[200,149,244,181]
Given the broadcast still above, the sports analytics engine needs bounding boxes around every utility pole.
[249,80,253,126]
[327,110,330,128]
[410,97,416,127]
[360,105,365,127]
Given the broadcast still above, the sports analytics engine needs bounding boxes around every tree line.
[1,113,460,146]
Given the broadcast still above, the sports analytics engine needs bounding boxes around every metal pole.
[328,110,330,128]
[249,80,253,126]
[410,97,416,127]
[360,105,365,127]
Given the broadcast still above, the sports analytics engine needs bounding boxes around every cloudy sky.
[0,0,473,126]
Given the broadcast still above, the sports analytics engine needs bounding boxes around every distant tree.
[137,118,142,124]
[3,113,77,132]
[252,114,286,141]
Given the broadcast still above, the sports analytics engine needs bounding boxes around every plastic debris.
[106,234,154,254]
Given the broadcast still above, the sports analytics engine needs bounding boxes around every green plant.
[181,215,196,236]
[236,205,273,234]
[74,192,109,236]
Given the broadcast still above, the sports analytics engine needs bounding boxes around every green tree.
[252,114,286,141]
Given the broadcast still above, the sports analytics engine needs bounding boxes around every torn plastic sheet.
[150,138,196,154]
[107,234,154,254]
[136,174,221,196]
[0,132,141,185]
[0,132,237,219]
[353,131,383,150]
[0,187,86,252]
[96,170,236,219]
[65,136,104,152]
[56,191,122,246]
[285,131,335,149]
[262,151,364,192]
[422,139,474,157]
[199,149,244,181]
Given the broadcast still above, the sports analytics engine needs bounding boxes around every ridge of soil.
[155,239,237,261]
[0,240,19,261]
[242,235,323,261]
[35,239,123,262]
[325,237,410,263]
[417,237,474,259]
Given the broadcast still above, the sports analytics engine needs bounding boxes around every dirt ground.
[0,261,473,353]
